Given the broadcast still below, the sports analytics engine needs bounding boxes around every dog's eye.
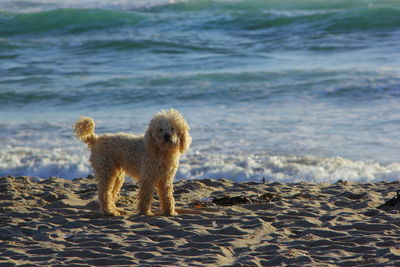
[170,127,174,132]
[158,128,163,132]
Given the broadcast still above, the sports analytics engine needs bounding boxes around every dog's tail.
[73,116,98,148]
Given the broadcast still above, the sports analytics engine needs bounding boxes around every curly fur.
[73,109,191,216]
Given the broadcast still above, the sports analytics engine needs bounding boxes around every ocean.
[1,0,400,183]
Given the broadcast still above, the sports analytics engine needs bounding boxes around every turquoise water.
[1,0,400,182]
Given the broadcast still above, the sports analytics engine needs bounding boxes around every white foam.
[1,144,399,183]
[1,119,399,183]
[0,146,90,179]
[177,153,400,183]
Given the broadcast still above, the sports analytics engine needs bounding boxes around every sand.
[0,175,399,266]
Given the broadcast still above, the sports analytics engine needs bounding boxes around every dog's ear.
[144,127,158,155]
[179,126,192,153]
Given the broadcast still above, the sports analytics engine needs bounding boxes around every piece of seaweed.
[378,189,400,210]
[212,193,281,206]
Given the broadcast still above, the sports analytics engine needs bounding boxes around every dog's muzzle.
[163,134,171,142]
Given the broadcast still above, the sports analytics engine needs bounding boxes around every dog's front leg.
[157,179,177,216]
[137,180,155,216]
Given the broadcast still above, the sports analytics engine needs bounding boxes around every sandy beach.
[0,175,399,266]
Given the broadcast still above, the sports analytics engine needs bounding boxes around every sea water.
[1,0,400,182]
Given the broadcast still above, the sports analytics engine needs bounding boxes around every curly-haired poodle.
[73,109,191,216]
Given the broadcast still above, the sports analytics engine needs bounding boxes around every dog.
[73,109,191,216]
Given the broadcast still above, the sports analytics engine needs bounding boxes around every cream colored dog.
[73,109,191,216]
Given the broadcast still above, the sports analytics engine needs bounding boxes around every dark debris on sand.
[378,189,400,210]
[212,193,282,206]
[192,193,282,208]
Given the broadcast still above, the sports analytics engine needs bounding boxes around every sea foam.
[177,153,400,183]
[2,145,399,183]
[0,146,90,179]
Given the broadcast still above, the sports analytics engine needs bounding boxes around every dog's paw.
[116,208,128,216]
[138,210,154,216]
[103,209,122,216]
[164,210,178,216]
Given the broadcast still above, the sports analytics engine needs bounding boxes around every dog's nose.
[163,134,170,140]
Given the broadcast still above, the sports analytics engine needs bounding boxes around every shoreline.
[1,176,399,266]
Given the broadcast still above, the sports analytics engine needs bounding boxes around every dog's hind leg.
[112,169,127,215]
[94,164,122,216]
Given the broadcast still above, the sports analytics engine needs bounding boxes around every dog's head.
[145,109,191,154]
